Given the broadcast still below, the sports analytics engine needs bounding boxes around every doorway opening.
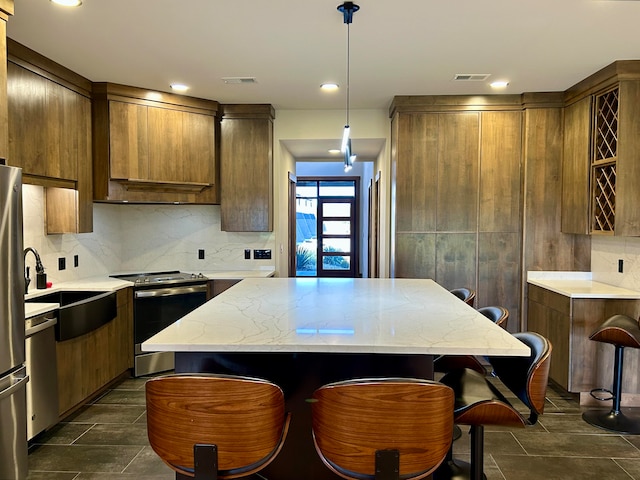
[295,177,359,277]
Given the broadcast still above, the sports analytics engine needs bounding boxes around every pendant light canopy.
[337,2,359,172]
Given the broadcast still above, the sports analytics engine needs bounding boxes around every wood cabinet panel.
[108,101,148,180]
[436,113,479,232]
[479,111,522,233]
[147,106,183,182]
[434,233,476,291]
[0,16,8,161]
[220,105,274,232]
[478,232,521,329]
[183,112,215,184]
[394,233,436,279]
[615,80,640,236]
[394,113,438,232]
[561,97,591,234]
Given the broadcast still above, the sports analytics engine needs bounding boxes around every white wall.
[22,185,275,286]
[273,108,390,277]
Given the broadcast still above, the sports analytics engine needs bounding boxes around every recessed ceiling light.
[170,83,189,92]
[50,0,82,6]
[490,80,509,89]
[328,149,341,155]
[321,83,339,91]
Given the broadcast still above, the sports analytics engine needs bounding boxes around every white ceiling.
[6,0,640,160]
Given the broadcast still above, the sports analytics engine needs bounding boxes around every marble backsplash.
[591,235,640,291]
[22,185,275,286]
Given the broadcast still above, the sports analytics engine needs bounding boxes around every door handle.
[0,367,29,401]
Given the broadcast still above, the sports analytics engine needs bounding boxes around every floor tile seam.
[487,453,508,480]
[493,452,640,459]
[70,422,98,445]
[120,445,149,474]
[622,435,640,452]
[612,458,640,479]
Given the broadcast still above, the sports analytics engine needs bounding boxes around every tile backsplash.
[22,185,275,285]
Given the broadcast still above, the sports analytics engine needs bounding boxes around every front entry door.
[317,197,356,277]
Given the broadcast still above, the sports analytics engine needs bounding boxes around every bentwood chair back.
[477,305,509,330]
[449,288,476,307]
[145,374,290,479]
[311,378,454,480]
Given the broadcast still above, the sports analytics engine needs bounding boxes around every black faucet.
[24,247,46,293]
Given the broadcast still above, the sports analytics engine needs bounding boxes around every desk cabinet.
[527,284,640,395]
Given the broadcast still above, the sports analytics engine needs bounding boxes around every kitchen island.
[143,278,529,479]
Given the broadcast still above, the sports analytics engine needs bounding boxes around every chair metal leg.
[469,425,484,480]
[583,346,640,434]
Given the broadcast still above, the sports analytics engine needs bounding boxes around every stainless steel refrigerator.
[0,164,28,480]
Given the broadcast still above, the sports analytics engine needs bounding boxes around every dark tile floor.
[26,374,640,479]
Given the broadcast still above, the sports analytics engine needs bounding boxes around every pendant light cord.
[346,21,350,127]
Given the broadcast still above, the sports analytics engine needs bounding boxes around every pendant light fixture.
[337,2,359,172]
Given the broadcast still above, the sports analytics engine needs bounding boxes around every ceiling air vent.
[453,73,491,81]
[222,77,257,84]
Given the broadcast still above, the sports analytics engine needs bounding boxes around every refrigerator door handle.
[0,370,29,402]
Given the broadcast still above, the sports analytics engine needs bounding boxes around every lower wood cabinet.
[56,288,133,417]
[527,284,640,396]
[207,279,241,300]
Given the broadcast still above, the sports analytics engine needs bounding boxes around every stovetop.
[111,271,207,287]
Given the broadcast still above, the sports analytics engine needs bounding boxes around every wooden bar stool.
[311,378,454,480]
[145,373,291,479]
[435,332,552,480]
[583,314,640,434]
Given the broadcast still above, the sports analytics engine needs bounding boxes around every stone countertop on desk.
[527,271,640,299]
[143,277,530,357]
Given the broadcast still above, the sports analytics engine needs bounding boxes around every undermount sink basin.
[27,290,117,341]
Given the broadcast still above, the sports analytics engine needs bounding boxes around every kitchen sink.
[27,290,117,341]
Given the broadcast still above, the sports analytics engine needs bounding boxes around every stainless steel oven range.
[111,271,208,377]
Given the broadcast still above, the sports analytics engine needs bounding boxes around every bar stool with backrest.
[311,378,454,480]
[435,332,552,480]
[449,288,476,307]
[145,373,291,479]
[582,314,640,434]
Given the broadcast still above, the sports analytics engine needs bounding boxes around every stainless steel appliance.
[25,312,58,441]
[0,164,28,480]
[111,271,208,377]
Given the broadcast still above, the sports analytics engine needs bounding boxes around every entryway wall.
[273,109,390,277]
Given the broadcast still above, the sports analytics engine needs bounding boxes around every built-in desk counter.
[527,272,640,406]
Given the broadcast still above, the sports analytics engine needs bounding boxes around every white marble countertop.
[25,303,59,319]
[143,278,530,356]
[527,271,640,299]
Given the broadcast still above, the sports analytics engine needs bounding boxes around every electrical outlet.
[244,249,251,260]
[254,249,272,260]
[74,255,79,267]
[198,249,205,260]
[58,257,66,270]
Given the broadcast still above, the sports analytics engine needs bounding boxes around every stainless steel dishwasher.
[25,311,59,440]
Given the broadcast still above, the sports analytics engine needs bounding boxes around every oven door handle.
[135,284,208,298]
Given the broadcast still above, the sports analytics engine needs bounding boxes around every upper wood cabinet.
[562,61,640,237]
[92,83,219,204]
[561,96,591,234]
[7,39,93,233]
[0,1,14,163]
[220,104,274,232]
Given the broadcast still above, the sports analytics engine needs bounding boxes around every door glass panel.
[322,238,351,253]
[322,202,351,218]
[323,221,350,235]
[319,181,355,197]
[322,256,351,271]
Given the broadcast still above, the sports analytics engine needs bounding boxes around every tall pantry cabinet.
[390,96,524,328]
[0,1,12,163]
